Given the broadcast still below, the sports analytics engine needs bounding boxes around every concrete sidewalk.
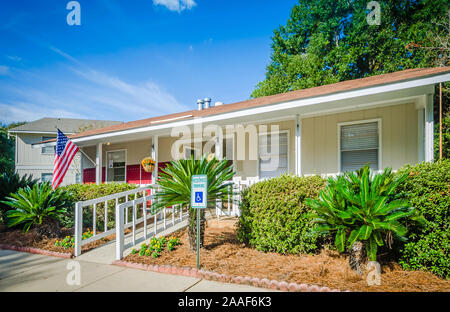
[0,250,273,292]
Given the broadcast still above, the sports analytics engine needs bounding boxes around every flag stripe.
[53,142,77,183]
[52,143,78,188]
[51,129,79,190]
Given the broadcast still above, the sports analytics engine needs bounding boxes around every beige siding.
[301,103,418,175]
[15,133,82,185]
[75,103,419,181]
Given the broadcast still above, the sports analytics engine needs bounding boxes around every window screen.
[107,151,126,182]
[340,122,379,172]
[41,173,53,183]
[259,132,288,179]
[41,136,56,154]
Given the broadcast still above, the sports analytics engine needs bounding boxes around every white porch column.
[152,135,159,183]
[215,127,223,160]
[424,94,434,162]
[96,143,103,185]
[295,114,302,176]
[418,108,425,163]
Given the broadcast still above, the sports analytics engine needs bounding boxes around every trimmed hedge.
[60,183,138,230]
[397,160,450,279]
[237,175,326,254]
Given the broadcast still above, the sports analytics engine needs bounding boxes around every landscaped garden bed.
[122,218,450,292]
[0,227,116,256]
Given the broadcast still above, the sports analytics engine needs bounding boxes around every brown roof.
[55,66,450,141]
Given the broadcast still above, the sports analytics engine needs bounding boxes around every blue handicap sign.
[195,192,203,203]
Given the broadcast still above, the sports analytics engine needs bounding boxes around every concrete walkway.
[0,249,272,292]
[77,217,189,264]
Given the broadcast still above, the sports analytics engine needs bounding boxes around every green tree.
[0,122,25,175]
[252,0,448,98]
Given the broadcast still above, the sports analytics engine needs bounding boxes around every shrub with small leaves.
[237,174,326,254]
[396,160,450,279]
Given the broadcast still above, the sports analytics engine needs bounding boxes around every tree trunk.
[349,241,367,275]
[187,208,205,251]
[34,218,62,239]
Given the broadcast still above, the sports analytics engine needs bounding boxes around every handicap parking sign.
[195,192,203,203]
[191,175,207,209]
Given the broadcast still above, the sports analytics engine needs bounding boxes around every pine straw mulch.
[0,227,118,255]
[123,218,450,292]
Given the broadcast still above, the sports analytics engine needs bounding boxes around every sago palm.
[0,172,38,224]
[151,154,235,250]
[2,182,71,237]
[306,165,419,273]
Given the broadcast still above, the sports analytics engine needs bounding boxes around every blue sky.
[0,0,297,124]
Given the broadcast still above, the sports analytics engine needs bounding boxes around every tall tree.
[0,122,25,175]
[252,0,449,98]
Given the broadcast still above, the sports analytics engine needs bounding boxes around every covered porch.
[76,84,436,186]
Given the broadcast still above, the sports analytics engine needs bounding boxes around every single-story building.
[33,67,450,186]
[8,118,121,185]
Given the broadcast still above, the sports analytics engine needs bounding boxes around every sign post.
[191,174,208,269]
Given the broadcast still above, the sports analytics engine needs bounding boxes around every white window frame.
[222,133,236,172]
[337,118,382,173]
[41,136,56,155]
[257,129,290,179]
[183,145,201,160]
[105,149,127,183]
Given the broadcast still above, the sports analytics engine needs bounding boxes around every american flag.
[52,129,79,190]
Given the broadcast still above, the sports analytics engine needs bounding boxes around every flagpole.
[54,127,96,166]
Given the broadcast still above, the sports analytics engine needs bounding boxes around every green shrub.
[1,182,71,236]
[59,183,138,230]
[396,160,450,278]
[237,174,326,254]
[0,172,38,225]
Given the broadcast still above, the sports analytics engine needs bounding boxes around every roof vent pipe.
[214,102,224,106]
[197,99,204,111]
[204,98,211,109]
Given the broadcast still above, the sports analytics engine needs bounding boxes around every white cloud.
[0,101,87,124]
[6,55,22,62]
[0,66,10,75]
[153,0,196,13]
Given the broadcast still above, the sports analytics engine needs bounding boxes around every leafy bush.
[306,166,420,264]
[134,236,181,258]
[59,183,138,229]
[1,182,71,236]
[237,174,326,254]
[55,229,94,249]
[0,172,38,224]
[396,160,450,278]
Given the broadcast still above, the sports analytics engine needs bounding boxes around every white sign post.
[191,175,208,269]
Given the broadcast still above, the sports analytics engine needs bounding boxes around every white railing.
[216,178,260,217]
[75,178,262,260]
[74,186,152,257]
[115,194,187,260]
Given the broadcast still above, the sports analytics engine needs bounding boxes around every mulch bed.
[123,219,450,292]
[0,227,117,256]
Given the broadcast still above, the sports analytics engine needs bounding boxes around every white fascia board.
[8,130,75,135]
[32,72,450,148]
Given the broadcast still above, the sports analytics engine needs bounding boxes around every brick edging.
[0,243,73,259]
[112,260,348,292]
